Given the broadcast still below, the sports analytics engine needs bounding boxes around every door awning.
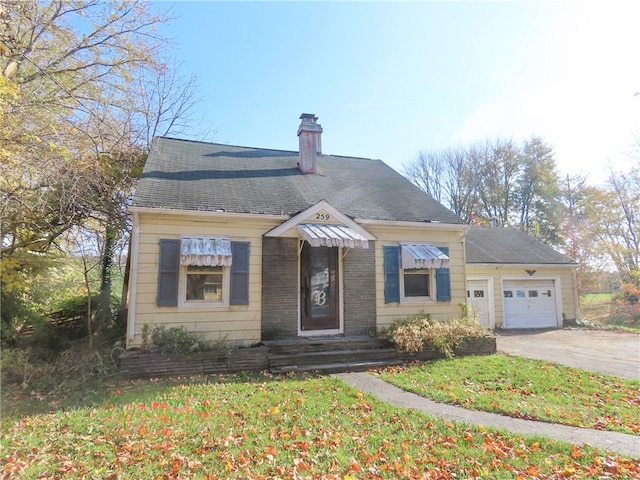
[298,224,369,248]
[401,243,450,269]
[181,237,232,266]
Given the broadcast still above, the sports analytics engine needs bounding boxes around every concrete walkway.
[334,372,640,458]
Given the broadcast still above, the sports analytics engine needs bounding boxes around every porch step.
[264,336,401,374]
[268,347,399,368]
[269,359,403,375]
[264,336,391,355]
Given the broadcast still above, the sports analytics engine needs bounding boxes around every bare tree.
[404,137,565,245]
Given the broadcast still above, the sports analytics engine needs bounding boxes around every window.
[403,269,431,299]
[186,266,223,302]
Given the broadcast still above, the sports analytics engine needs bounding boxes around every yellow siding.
[128,210,469,346]
[466,264,578,327]
[128,212,282,348]
[367,224,467,330]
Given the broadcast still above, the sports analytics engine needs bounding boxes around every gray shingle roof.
[133,137,464,224]
[466,227,576,265]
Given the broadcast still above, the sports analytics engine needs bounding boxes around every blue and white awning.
[400,243,449,269]
[298,224,369,249]
[181,237,232,266]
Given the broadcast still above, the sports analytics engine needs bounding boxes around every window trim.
[178,261,231,308]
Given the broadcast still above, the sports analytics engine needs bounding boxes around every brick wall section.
[262,237,299,339]
[262,237,377,340]
[342,242,377,336]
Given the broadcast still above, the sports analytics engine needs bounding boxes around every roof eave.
[356,218,469,231]
[129,205,289,221]
[466,261,578,267]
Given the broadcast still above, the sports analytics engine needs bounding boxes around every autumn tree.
[1,0,205,343]
[559,174,606,297]
[589,164,640,298]
[516,137,563,244]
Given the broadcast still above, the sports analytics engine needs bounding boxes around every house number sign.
[315,212,331,221]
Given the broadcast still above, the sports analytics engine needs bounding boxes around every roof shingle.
[133,137,464,224]
[465,227,576,265]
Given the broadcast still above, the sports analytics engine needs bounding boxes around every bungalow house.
[465,227,579,329]
[126,114,468,348]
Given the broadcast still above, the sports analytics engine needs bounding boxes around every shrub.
[141,325,229,354]
[384,313,492,358]
[0,348,34,387]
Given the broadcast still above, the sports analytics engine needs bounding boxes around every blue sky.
[160,1,640,181]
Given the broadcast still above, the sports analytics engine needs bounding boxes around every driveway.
[496,329,640,380]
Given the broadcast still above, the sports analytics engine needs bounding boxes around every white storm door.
[467,280,491,328]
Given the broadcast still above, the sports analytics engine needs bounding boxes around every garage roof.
[465,227,576,265]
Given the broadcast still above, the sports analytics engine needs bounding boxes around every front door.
[300,242,339,331]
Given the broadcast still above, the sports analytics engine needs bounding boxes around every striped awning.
[400,243,449,269]
[298,224,369,248]
[181,237,232,266]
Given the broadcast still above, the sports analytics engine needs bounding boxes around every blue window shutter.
[435,246,451,301]
[157,239,180,306]
[384,246,400,303]
[230,241,250,305]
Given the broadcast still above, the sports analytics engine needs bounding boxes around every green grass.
[378,354,640,435]
[2,373,639,479]
[582,293,614,304]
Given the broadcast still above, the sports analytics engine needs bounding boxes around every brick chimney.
[297,113,322,174]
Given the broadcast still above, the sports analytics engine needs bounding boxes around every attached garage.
[465,227,579,329]
[502,279,558,328]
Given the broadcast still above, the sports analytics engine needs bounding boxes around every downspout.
[127,212,141,344]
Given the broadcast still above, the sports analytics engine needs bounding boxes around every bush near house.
[383,314,493,357]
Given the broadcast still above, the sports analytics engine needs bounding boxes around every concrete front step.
[269,359,403,375]
[268,347,399,369]
[263,335,390,350]
[264,336,399,373]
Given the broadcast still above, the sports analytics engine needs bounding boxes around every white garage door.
[503,280,557,328]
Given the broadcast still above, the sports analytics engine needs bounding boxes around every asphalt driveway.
[496,328,640,379]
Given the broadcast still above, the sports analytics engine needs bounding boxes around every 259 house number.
[315,213,330,221]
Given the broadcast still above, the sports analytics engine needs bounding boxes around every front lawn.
[2,374,639,479]
[378,354,640,435]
